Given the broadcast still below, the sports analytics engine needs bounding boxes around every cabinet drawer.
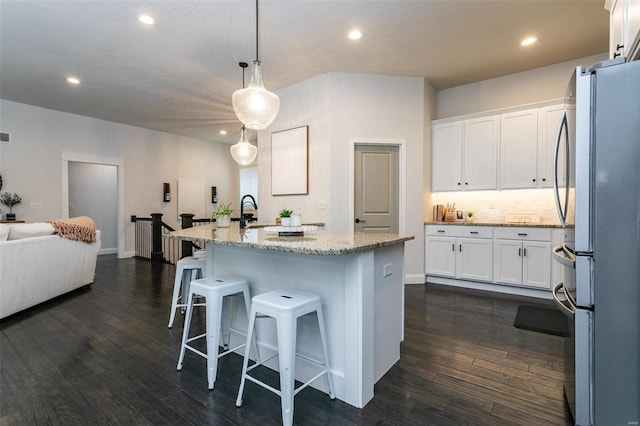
[494,227,551,241]
[426,225,492,238]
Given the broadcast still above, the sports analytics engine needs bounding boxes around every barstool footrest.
[245,374,282,397]
[293,368,330,397]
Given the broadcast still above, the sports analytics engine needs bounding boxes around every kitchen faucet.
[239,194,258,229]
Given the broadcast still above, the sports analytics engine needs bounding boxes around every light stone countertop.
[167,223,414,256]
[424,221,574,229]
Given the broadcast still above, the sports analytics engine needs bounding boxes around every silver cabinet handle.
[552,281,575,319]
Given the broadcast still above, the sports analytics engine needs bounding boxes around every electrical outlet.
[30,201,43,209]
[383,263,392,278]
[319,200,327,209]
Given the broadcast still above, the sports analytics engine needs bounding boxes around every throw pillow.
[0,224,9,241]
[7,223,55,240]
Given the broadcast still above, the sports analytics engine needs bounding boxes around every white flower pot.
[216,215,231,228]
[290,214,301,227]
[281,217,291,227]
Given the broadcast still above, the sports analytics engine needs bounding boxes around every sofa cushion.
[0,224,8,241]
[7,223,55,240]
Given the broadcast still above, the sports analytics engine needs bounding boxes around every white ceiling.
[0,1,609,144]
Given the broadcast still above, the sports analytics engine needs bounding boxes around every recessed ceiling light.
[348,29,363,40]
[138,14,155,25]
[520,36,538,47]
[219,130,227,135]
[66,76,80,85]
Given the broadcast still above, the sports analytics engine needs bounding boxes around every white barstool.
[177,276,259,390]
[168,256,207,328]
[236,289,335,426]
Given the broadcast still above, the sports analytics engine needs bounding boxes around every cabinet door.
[538,105,576,189]
[522,242,551,288]
[609,0,626,59]
[425,236,456,277]
[500,110,538,189]
[456,238,493,282]
[494,240,523,285]
[463,117,498,190]
[432,123,462,191]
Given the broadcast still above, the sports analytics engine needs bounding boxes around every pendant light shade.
[232,0,279,130]
[232,61,279,130]
[230,126,257,165]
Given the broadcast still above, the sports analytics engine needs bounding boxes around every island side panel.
[207,243,361,406]
[373,243,405,383]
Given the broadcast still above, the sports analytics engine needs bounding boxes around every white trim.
[61,152,126,259]
[405,273,426,284]
[98,248,118,255]
[122,250,136,258]
[348,138,407,237]
[426,275,553,299]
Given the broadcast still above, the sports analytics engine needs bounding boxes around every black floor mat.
[513,304,570,337]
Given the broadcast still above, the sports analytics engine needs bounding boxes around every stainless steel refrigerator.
[552,58,640,426]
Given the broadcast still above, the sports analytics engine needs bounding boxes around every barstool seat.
[236,289,335,426]
[177,276,259,390]
[168,256,206,328]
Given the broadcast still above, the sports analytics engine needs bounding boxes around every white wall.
[437,53,608,118]
[0,99,239,256]
[258,73,426,283]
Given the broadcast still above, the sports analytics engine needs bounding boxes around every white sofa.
[0,222,101,319]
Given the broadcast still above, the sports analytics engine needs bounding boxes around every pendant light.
[232,0,280,130]
[230,62,258,165]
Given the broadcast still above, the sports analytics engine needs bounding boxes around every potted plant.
[0,192,22,221]
[466,211,474,222]
[279,209,293,227]
[212,203,235,228]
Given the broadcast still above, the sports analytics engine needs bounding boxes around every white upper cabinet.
[463,117,498,190]
[606,0,640,60]
[431,117,497,192]
[432,122,462,191]
[500,109,538,189]
[537,104,576,188]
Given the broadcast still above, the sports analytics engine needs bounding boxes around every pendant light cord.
[255,0,259,62]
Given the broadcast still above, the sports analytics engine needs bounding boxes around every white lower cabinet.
[426,224,558,294]
[425,225,493,282]
[493,227,552,289]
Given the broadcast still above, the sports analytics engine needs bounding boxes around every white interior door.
[354,145,399,233]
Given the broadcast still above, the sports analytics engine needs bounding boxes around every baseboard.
[98,248,117,255]
[405,273,426,284]
[426,275,553,299]
[120,250,135,259]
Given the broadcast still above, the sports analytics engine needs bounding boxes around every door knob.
[355,218,365,223]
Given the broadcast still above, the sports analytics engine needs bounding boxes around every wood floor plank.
[0,256,572,425]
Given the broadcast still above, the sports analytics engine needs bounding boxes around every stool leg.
[206,293,223,390]
[242,288,260,362]
[277,315,297,426]
[236,306,257,407]
[181,269,192,313]
[177,289,196,370]
[316,306,336,399]
[168,264,185,328]
[220,295,231,350]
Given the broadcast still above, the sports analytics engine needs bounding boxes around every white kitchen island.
[168,223,413,408]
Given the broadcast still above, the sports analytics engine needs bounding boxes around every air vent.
[0,132,10,143]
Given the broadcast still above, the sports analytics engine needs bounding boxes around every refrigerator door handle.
[553,244,576,268]
[553,110,569,227]
[552,281,575,319]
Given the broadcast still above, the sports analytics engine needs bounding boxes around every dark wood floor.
[1,255,572,425]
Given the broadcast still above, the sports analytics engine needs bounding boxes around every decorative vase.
[216,215,231,228]
[281,217,291,227]
[290,214,301,227]
[5,213,15,221]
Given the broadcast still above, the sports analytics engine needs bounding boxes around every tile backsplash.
[431,188,575,225]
